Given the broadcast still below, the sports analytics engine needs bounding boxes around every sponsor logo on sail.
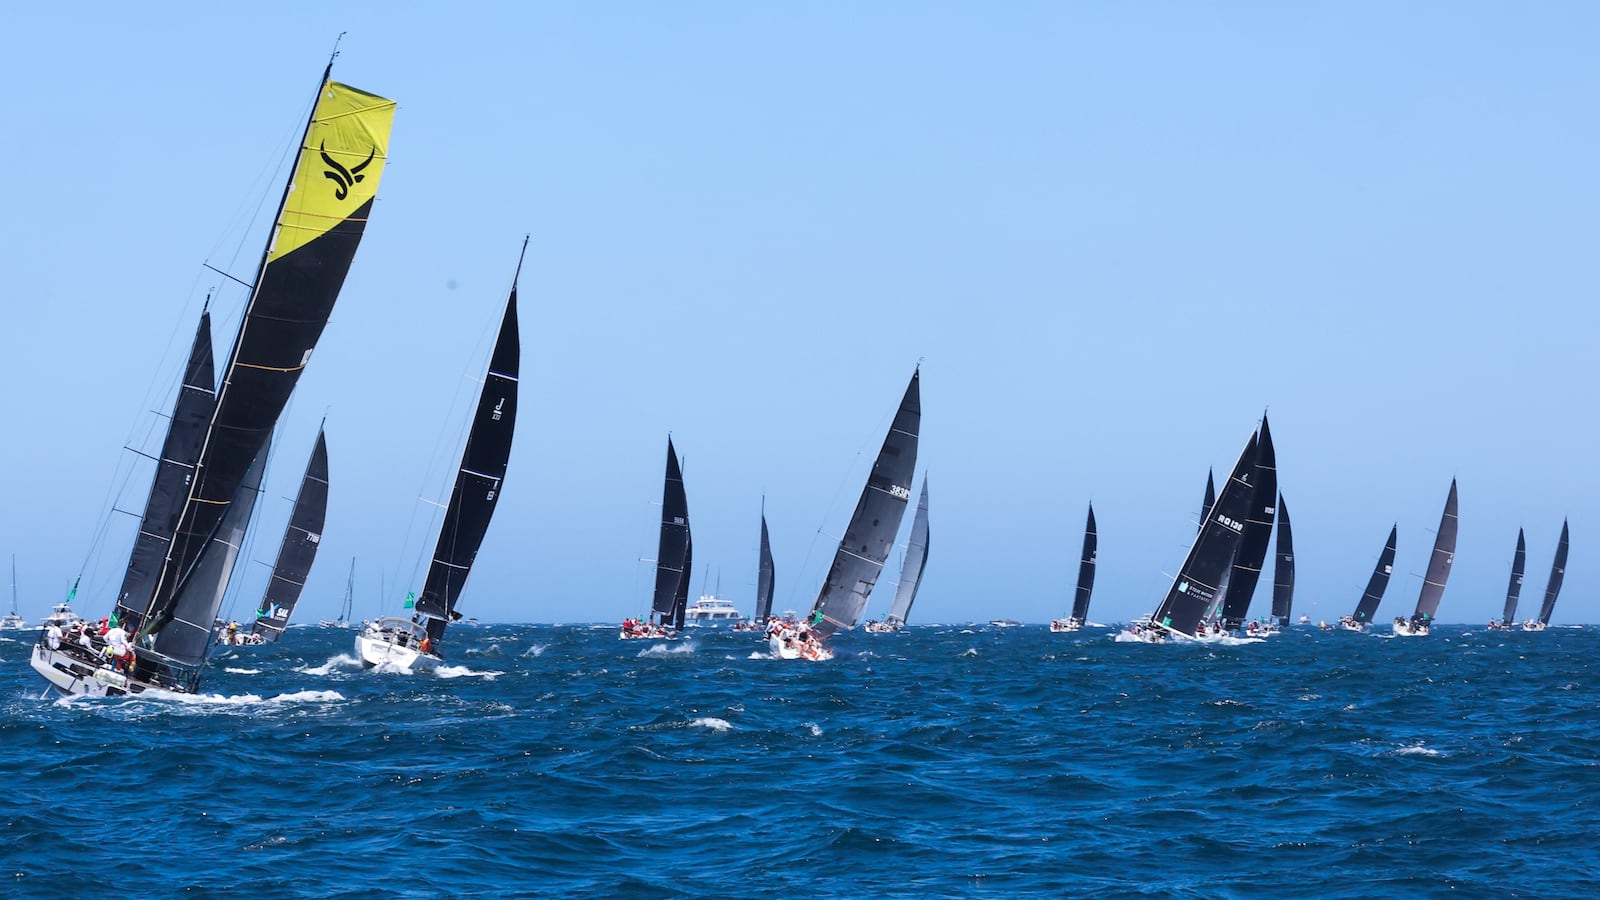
[321,142,376,200]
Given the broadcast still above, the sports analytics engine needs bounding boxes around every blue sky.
[1,3,1594,626]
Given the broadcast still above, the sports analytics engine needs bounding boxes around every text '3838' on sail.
[807,368,921,641]
[139,72,395,658]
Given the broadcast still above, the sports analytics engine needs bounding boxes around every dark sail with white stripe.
[1500,529,1526,626]
[807,369,921,640]
[884,479,930,627]
[251,429,329,642]
[414,252,522,642]
[1536,520,1569,626]
[1270,495,1295,626]
[1409,480,1459,626]
[650,438,690,627]
[1219,416,1278,629]
[1070,503,1097,623]
[1150,427,1259,637]
[1350,525,1397,624]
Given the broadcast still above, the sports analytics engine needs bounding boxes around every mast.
[1350,525,1398,623]
[340,558,356,624]
[1410,480,1459,625]
[1500,529,1526,625]
[9,555,17,617]
[414,243,524,644]
[1149,426,1259,637]
[884,478,930,626]
[1219,415,1278,629]
[1537,520,1569,625]
[251,429,330,642]
[139,69,396,646]
[1270,494,1295,625]
[650,438,690,627]
[807,368,921,640]
[755,502,775,622]
[1069,503,1097,623]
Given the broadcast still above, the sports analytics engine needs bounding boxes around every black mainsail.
[754,504,775,622]
[807,369,921,640]
[414,255,522,644]
[1409,479,1459,627]
[138,70,395,650]
[650,438,691,628]
[113,310,216,626]
[1536,519,1569,626]
[1150,428,1259,637]
[1350,525,1398,625]
[1200,469,1216,532]
[251,429,329,642]
[1270,494,1295,626]
[884,479,931,627]
[1500,529,1526,626]
[1070,503,1097,623]
[1219,416,1278,629]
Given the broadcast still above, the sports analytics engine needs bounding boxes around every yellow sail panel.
[269,80,397,263]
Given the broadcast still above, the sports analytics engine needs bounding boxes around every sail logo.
[492,398,505,422]
[320,142,376,200]
[1218,515,1244,533]
[889,484,911,500]
[1178,581,1190,594]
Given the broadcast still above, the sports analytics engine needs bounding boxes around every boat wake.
[297,654,362,675]
[637,641,696,658]
[436,664,502,680]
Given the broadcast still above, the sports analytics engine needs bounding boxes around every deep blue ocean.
[3,622,1598,898]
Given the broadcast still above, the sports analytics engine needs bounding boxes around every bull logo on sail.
[320,142,376,200]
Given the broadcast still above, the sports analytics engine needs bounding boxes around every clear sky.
[2,3,1595,627]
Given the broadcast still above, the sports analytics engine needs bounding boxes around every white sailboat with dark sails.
[31,64,395,697]
[1213,416,1278,636]
[1487,530,1526,631]
[1337,525,1397,632]
[241,429,329,644]
[621,437,691,640]
[1051,504,1097,632]
[771,368,920,661]
[1269,494,1295,630]
[733,503,775,632]
[1394,480,1458,637]
[357,245,522,669]
[866,479,930,633]
[1523,520,1568,631]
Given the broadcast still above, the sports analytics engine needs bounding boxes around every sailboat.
[1524,520,1569,631]
[1338,525,1397,631]
[772,368,921,661]
[1217,415,1278,634]
[321,559,357,628]
[1270,495,1295,629]
[1051,504,1097,632]
[866,479,931,633]
[621,438,691,640]
[1131,423,1260,642]
[1,557,25,630]
[733,504,775,632]
[245,429,329,644]
[356,243,521,669]
[1487,530,1525,631]
[32,62,394,697]
[1394,480,1458,637]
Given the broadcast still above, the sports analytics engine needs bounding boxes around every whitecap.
[224,667,262,675]
[690,717,732,732]
[522,643,549,658]
[436,664,501,680]
[803,722,823,737]
[959,648,978,657]
[296,654,361,676]
[1391,743,1446,758]
[637,641,696,658]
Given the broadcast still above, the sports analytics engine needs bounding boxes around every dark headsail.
[1410,480,1459,625]
[1500,529,1526,626]
[674,534,692,631]
[754,504,775,622]
[114,310,216,626]
[1536,519,1569,626]
[150,443,268,668]
[1270,495,1295,626]
[251,429,329,642]
[808,369,921,640]
[650,438,691,627]
[1070,503,1097,623]
[1350,525,1397,624]
[1219,416,1278,628]
[415,254,522,644]
[1150,428,1259,637]
[884,479,931,626]
[139,73,395,645]
[1200,469,1216,533]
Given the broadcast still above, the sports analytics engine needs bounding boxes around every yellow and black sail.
[143,72,396,659]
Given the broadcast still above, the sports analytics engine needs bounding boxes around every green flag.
[108,611,119,628]
[403,592,415,610]
[66,577,79,602]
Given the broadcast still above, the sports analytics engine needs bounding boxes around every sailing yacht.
[245,430,329,644]
[31,61,394,697]
[1394,480,1458,637]
[356,244,522,670]
[320,559,358,628]
[2,557,26,630]
[772,368,921,661]
[1050,504,1095,633]
[1487,530,1526,631]
[1522,520,1568,631]
[866,479,930,634]
[1338,525,1397,632]
[621,437,691,640]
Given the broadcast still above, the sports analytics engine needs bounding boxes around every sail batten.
[252,430,329,642]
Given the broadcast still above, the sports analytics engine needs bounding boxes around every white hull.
[0,614,28,630]
[1392,621,1430,637]
[1521,621,1547,632]
[1339,621,1367,633]
[355,630,439,671]
[1050,618,1082,633]
[31,643,143,697]
[767,632,833,661]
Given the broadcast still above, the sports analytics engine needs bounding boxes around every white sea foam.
[959,648,978,657]
[436,664,501,680]
[522,643,549,657]
[690,717,732,732]
[637,641,696,658]
[297,654,361,676]
[1391,743,1446,758]
[803,722,823,737]
[224,667,262,675]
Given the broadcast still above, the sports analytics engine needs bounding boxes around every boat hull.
[1521,621,1547,632]
[767,632,833,661]
[1049,618,1082,633]
[1392,620,1430,637]
[355,630,439,671]
[30,642,145,698]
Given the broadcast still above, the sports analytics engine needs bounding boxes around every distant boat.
[1133,423,1260,641]
[245,429,329,644]
[684,595,742,624]
[1051,504,1096,632]
[1524,520,1569,631]
[989,619,1023,628]
[622,437,691,639]
[320,558,357,628]
[33,61,394,698]
[1217,416,1278,632]
[1394,480,1458,637]
[867,479,930,633]
[1,556,26,630]
[1340,525,1397,632]
[1270,494,1295,629]
[734,503,775,632]
[358,243,521,669]
[773,369,920,661]
[1487,530,1525,631]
